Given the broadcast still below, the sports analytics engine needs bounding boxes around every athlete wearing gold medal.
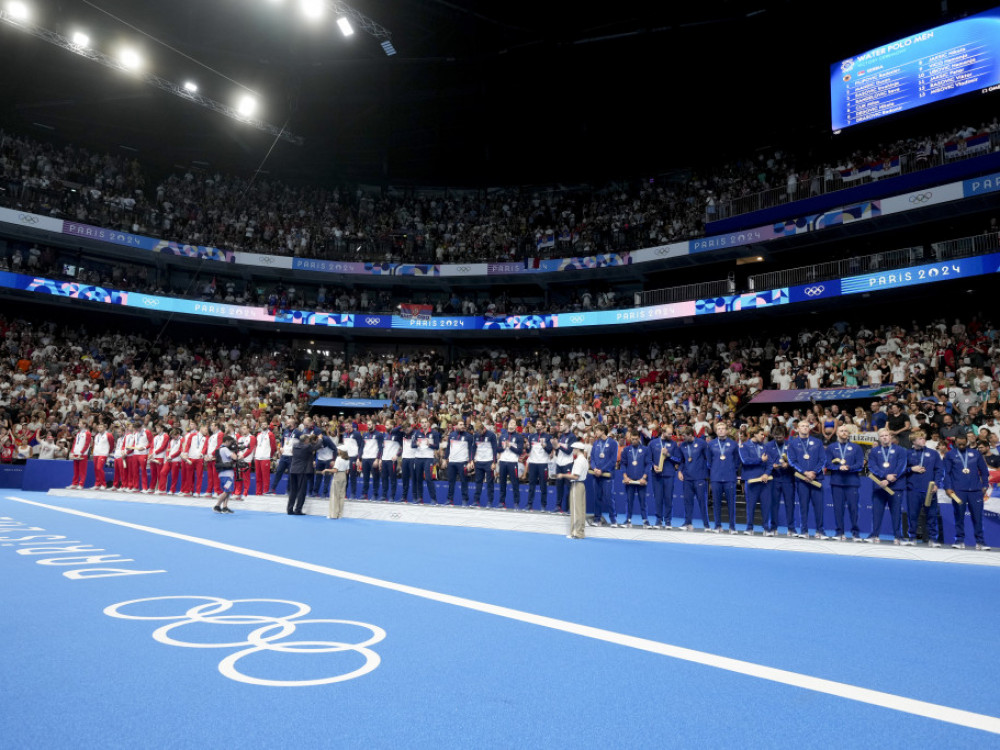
[866,428,908,544]
[707,422,740,533]
[825,424,864,541]
[787,420,827,539]
[942,433,991,550]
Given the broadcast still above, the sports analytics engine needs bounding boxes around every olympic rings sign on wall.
[104,595,386,687]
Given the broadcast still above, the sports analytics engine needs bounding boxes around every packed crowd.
[2,117,998,266]
[0,308,997,544]
[0,238,628,316]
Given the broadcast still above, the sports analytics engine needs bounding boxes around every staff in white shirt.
[557,442,591,539]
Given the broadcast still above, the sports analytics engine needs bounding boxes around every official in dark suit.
[287,433,325,515]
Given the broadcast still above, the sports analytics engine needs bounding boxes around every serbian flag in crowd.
[399,303,432,320]
[536,230,555,249]
[966,132,991,153]
[839,165,870,183]
[869,157,901,179]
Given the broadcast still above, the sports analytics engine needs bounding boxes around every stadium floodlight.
[6,1,30,22]
[70,31,89,48]
[300,0,323,20]
[183,80,198,93]
[336,16,353,36]
[119,47,142,71]
[0,14,302,144]
[236,95,257,117]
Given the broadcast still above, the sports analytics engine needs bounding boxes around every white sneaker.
[892,539,902,546]
[865,536,879,544]
[930,542,942,548]
[683,524,693,531]
[741,529,752,535]
[951,542,964,549]
[977,544,991,551]
[902,540,915,546]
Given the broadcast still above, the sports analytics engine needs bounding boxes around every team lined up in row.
[61,414,992,549]
[594,421,991,550]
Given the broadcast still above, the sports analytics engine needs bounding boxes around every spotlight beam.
[0,9,304,145]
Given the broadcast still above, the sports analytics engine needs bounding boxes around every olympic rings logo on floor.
[103,595,386,687]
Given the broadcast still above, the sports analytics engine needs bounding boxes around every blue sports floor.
[2,491,1000,749]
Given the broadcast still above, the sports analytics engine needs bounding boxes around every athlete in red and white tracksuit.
[204,425,225,496]
[69,425,93,488]
[180,427,202,496]
[234,430,256,497]
[112,429,129,490]
[91,425,114,489]
[254,426,277,496]
[121,428,139,491]
[159,431,184,493]
[147,427,169,494]
[183,427,208,496]
[131,423,153,491]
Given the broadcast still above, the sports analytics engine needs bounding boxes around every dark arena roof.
[2,0,996,185]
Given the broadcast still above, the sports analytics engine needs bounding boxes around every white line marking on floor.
[8,494,1000,735]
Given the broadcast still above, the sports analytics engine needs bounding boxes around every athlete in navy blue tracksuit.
[340,424,363,498]
[359,422,384,500]
[411,420,440,504]
[674,426,709,530]
[379,421,404,501]
[764,427,796,535]
[496,425,525,509]
[523,421,554,511]
[904,430,944,546]
[619,432,651,527]
[706,423,740,533]
[825,425,864,540]
[867,429,909,543]
[443,423,475,505]
[647,425,678,528]
[588,424,618,526]
[471,422,499,507]
[739,426,772,534]
[553,423,577,513]
[942,434,991,549]
[399,422,417,502]
[787,422,827,539]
